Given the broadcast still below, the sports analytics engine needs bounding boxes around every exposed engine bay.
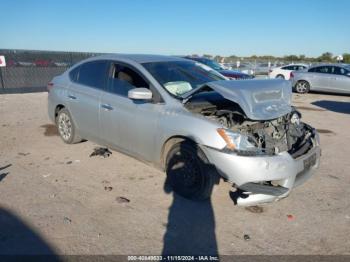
[185,92,315,157]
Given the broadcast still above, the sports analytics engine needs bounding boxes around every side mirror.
[128,88,153,100]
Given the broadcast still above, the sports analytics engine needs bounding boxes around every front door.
[99,62,163,161]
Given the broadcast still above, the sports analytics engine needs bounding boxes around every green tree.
[317,52,334,62]
[343,53,350,63]
[203,54,213,59]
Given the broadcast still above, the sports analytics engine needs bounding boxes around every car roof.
[309,63,348,68]
[86,54,188,63]
[281,63,308,67]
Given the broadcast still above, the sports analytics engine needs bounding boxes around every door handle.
[101,104,114,111]
[68,95,77,100]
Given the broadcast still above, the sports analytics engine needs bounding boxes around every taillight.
[47,82,54,92]
[290,72,294,78]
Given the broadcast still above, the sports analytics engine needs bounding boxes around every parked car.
[34,59,52,67]
[291,64,350,94]
[48,54,320,206]
[17,61,35,67]
[269,64,308,80]
[184,56,254,79]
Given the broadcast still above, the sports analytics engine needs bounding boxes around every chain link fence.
[0,49,320,93]
[0,49,100,93]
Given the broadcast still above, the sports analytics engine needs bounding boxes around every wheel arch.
[55,104,66,119]
[160,135,197,170]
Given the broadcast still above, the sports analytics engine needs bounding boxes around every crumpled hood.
[184,79,292,120]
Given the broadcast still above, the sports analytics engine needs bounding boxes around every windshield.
[203,60,224,71]
[142,61,226,97]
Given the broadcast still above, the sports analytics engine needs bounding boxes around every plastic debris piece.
[287,214,294,221]
[90,147,112,158]
[104,186,113,191]
[116,196,130,203]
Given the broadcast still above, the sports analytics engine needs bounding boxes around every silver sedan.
[48,54,321,206]
[292,64,350,94]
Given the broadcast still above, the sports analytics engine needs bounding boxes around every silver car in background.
[292,64,350,94]
[48,54,321,206]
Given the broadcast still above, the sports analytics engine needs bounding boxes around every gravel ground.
[0,91,349,255]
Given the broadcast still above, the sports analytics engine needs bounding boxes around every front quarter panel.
[155,106,226,163]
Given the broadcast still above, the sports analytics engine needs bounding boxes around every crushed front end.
[185,81,321,205]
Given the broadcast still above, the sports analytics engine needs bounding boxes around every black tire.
[56,108,82,144]
[295,80,310,94]
[276,74,285,79]
[165,141,218,201]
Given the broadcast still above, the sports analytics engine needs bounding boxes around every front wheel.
[295,80,310,94]
[276,74,285,79]
[165,141,218,200]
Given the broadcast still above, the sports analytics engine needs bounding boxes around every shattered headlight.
[217,128,263,155]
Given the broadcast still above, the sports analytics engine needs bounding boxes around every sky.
[0,0,349,57]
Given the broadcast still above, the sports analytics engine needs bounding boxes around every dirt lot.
[0,91,350,256]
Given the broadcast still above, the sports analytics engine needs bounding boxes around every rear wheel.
[295,80,310,94]
[276,74,285,79]
[56,108,82,144]
[165,141,218,200]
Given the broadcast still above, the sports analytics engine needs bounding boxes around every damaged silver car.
[48,54,321,206]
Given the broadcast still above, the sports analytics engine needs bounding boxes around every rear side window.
[69,66,80,82]
[75,60,109,89]
[332,66,347,75]
[309,66,330,73]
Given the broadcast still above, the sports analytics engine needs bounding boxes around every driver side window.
[108,63,149,97]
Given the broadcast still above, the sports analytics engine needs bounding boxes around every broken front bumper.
[201,132,321,206]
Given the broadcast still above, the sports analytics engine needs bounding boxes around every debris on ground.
[0,172,9,182]
[243,234,251,241]
[0,164,12,172]
[102,180,110,184]
[63,216,72,224]
[18,152,30,156]
[116,196,130,203]
[49,193,56,198]
[42,173,51,178]
[44,157,50,161]
[66,161,73,165]
[90,147,112,158]
[74,160,80,163]
[287,214,295,221]
[245,206,264,213]
[0,164,11,182]
[104,186,113,191]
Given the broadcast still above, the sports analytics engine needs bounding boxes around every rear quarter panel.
[48,74,70,123]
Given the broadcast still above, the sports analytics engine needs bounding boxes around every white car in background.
[269,64,308,80]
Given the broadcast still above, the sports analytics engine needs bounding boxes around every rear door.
[329,66,350,93]
[67,60,109,141]
[307,66,331,90]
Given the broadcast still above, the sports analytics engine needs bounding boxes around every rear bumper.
[201,132,321,206]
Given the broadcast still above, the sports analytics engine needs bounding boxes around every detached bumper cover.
[201,133,321,206]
